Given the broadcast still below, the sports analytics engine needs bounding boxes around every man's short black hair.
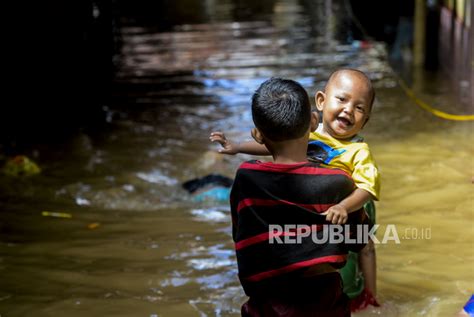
[252,78,311,142]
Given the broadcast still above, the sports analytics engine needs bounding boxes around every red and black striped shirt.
[230,160,368,296]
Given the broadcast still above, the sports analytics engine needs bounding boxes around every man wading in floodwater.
[227,78,369,316]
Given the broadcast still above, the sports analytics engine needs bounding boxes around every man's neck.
[266,138,309,164]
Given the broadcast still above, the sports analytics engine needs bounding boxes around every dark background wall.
[4,0,465,153]
[2,0,116,149]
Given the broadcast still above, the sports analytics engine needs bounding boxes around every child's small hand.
[322,204,348,225]
[209,131,239,155]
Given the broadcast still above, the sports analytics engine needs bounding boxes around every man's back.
[230,160,368,297]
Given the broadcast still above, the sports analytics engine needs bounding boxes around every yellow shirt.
[308,131,380,200]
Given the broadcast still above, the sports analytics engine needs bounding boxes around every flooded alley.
[0,0,472,316]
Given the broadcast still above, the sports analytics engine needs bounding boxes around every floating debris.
[2,155,41,177]
[87,222,100,229]
[41,211,72,218]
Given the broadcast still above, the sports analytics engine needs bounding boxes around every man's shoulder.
[237,159,260,169]
[237,160,351,179]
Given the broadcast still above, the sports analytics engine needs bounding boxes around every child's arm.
[324,188,373,224]
[209,131,271,155]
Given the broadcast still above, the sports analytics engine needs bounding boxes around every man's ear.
[251,128,265,144]
[315,91,325,112]
[310,111,319,132]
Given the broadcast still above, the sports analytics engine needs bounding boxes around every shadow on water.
[1,0,473,316]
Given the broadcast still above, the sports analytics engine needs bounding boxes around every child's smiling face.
[316,71,373,140]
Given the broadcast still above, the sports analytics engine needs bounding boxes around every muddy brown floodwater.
[1,0,472,316]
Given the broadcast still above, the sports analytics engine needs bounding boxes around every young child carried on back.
[227,77,368,316]
[210,69,380,311]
